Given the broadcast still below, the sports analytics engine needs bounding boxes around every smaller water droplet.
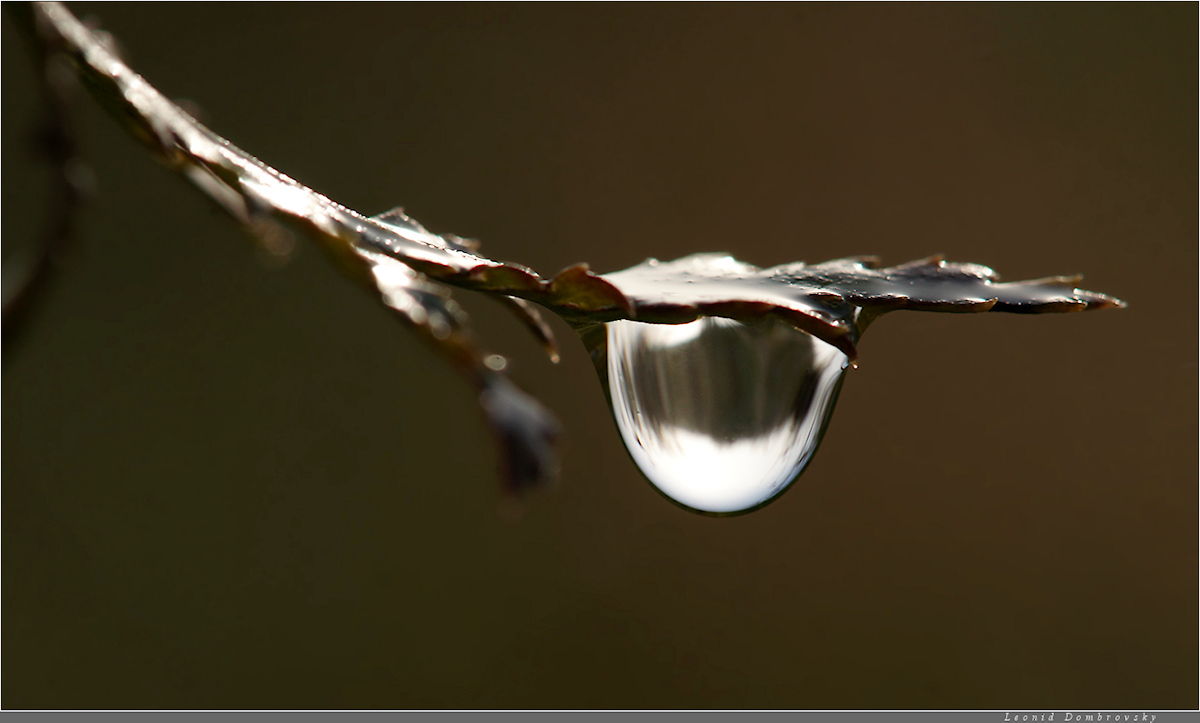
[484,354,508,371]
[584,316,849,514]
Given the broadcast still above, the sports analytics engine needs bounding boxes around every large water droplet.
[583,316,849,515]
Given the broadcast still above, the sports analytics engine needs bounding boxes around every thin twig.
[7,2,1125,495]
[8,2,566,494]
[2,3,90,348]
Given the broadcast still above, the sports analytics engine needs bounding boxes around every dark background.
[3,3,1196,709]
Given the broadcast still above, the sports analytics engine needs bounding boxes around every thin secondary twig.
[2,4,90,348]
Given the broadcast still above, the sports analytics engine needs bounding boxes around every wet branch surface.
[8,2,1124,496]
[8,2,568,495]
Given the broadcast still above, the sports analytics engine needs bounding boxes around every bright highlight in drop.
[592,317,849,514]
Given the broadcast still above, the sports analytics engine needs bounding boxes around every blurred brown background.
[3,3,1196,709]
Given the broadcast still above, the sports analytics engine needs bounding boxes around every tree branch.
[8,2,1124,499]
[9,1,569,495]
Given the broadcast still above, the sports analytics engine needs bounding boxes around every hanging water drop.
[583,316,849,515]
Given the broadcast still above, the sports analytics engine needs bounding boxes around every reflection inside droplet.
[585,317,849,514]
